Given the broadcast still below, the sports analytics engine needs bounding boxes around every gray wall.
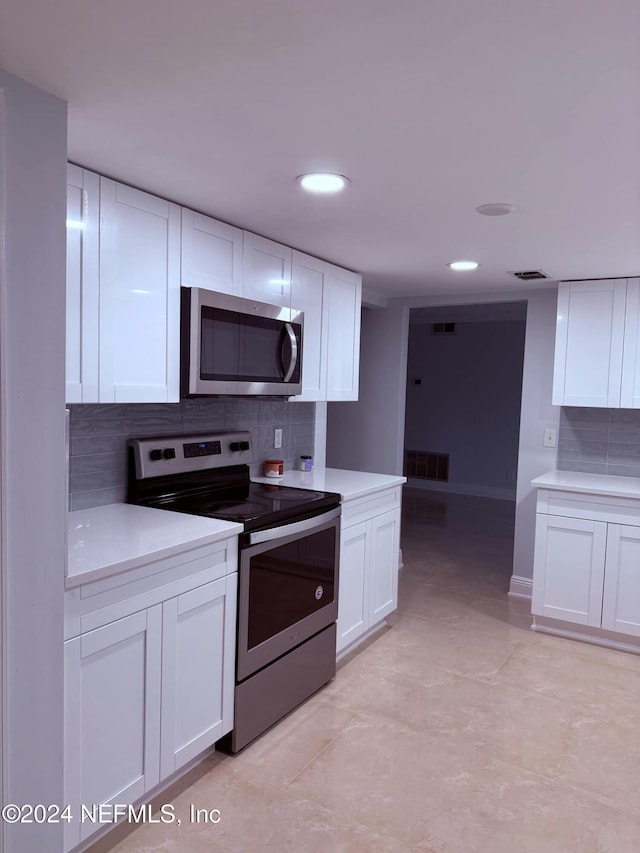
[404,317,526,499]
[558,407,640,476]
[69,399,315,510]
[512,289,561,585]
[327,304,409,475]
[1,69,67,852]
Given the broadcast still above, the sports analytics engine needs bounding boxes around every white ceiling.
[1,0,639,300]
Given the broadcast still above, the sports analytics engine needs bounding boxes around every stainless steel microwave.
[180,288,304,397]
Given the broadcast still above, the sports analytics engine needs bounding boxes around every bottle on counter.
[299,455,313,471]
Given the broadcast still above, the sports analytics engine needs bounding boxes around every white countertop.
[532,470,640,500]
[252,467,406,501]
[67,503,242,589]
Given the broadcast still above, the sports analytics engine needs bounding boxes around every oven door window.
[247,527,336,650]
[200,306,301,384]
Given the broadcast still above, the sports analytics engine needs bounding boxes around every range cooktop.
[126,430,340,532]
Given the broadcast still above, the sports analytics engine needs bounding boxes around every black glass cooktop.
[133,473,340,533]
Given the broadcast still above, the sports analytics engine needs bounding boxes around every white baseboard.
[509,575,533,598]
[405,478,516,501]
[532,615,640,656]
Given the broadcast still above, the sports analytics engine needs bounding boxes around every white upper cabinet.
[64,166,363,404]
[290,251,326,401]
[324,264,362,401]
[620,279,640,408]
[99,179,181,402]
[66,164,99,403]
[290,254,363,402]
[181,209,243,295]
[552,279,627,407]
[553,277,640,408]
[241,232,292,307]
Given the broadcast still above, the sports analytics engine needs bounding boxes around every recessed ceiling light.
[476,203,516,216]
[448,260,480,271]
[297,173,350,193]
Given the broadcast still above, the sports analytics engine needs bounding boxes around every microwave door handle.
[282,323,298,382]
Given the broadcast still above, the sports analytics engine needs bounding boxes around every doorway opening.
[402,301,527,595]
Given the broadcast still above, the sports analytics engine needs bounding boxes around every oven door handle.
[248,506,341,545]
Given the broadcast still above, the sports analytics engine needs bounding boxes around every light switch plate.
[274,428,283,449]
[543,427,557,448]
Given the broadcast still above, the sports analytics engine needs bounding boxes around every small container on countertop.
[299,455,313,471]
[264,459,284,478]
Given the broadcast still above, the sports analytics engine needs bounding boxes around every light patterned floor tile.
[88,489,640,853]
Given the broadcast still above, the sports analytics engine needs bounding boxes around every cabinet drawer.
[341,487,402,527]
[65,539,238,639]
[538,489,640,526]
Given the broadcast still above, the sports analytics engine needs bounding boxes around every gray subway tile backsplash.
[69,399,315,509]
[557,407,640,477]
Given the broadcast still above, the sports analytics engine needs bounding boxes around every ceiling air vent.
[510,270,551,281]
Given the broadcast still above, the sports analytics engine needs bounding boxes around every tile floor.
[89,489,640,853]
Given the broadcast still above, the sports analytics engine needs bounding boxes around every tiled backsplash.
[69,399,315,510]
[557,407,640,477]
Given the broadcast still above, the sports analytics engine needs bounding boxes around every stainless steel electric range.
[127,430,340,753]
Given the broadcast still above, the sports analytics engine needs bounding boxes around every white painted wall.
[404,317,526,499]
[511,288,561,583]
[326,304,409,475]
[0,70,67,852]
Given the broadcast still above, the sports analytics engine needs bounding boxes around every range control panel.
[129,431,253,479]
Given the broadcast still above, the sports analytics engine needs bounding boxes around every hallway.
[93,489,640,853]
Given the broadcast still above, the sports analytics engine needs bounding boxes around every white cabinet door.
[324,265,362,401]
[369,509,401,624]
[241,232,292,307]
[64,607,162,850]
[160,574,237,777]
[532,514,607,627]
[66,164,99,403]
[620,278,640,408]
[602,524,640,637]
[337,521,369,652]
[181,208,243,295]
[290,251,326,401]
[552,279,627,407]
[99,178,181,402]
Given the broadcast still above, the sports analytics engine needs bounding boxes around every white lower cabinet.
[337,488,401,655]
[532,514,607,627]
[532,485,640,646]
[601,524,640,636]
[64,543,237,852]
[338,520,369,650]
[64,608,162,849]
[160,576,237,778]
